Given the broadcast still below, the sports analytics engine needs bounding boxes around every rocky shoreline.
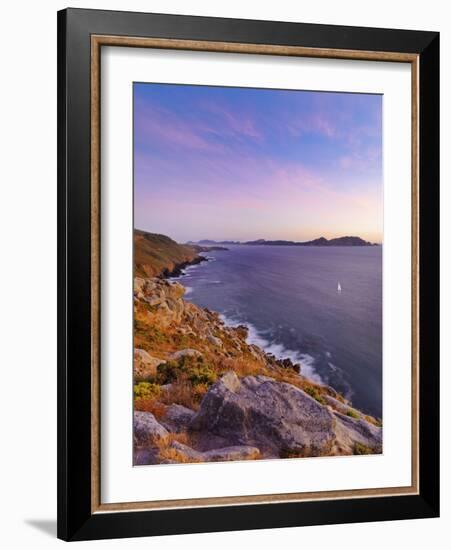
[133,273,382,466]
[162,254,209,278]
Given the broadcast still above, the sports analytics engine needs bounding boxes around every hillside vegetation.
[134,229,199,278]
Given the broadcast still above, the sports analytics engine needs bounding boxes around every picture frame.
[57,7,439,541]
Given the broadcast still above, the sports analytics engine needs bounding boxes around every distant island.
[190,239,241,246]
[188,236,379,247]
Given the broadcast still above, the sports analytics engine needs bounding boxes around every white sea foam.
[184,264,199,272]
[169,273,184,280]
[184,286,193,295]
[175,257,210,282]
[219,314,322,383]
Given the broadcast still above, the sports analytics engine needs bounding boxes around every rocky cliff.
[133,276,382,465]
[134,229,206,278]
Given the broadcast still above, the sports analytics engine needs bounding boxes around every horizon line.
[135,228,383,245]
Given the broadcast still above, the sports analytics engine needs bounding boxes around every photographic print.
[58,11,439,539]
[133,82,383,466]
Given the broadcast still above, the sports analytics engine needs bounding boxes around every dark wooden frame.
[58,7,439,541]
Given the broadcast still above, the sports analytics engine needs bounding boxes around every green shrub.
[157,354,214,386]
[157,358,217,386]
[188,364,217,386]
[156,360,184,384]
[133,382,161,399]
[304,386,326,405]
[346,409,360,419]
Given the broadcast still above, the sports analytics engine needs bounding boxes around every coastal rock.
[323,394,350,415]
[249,344,266,361]
[167,441,260,463]
[169,441,203,462]
[276,357,301,373]
[220,370,242,392]
[190,372,382,458]
[164,255,207,278]
[134,348,165,380]
[207,334,223,348]
[332,412,382,454]
[134,447,159,466]
[134,277,157,299]
[190,372,336,456]
[161,404,196,433]
[134,411,168,446]
[322,385,341,399]
[135,277,187,327]
[201,445,260,462]
[169,349,203,361]
[134,277,145,299]
[166,281,186,299]
[155,286,186,325]
[235,325,249,338]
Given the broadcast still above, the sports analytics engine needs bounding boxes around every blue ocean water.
[175,245,382,417]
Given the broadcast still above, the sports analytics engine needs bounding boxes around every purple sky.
[134,83,382,243]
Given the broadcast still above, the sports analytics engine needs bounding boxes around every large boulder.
[169,441,203,462]
[134,277,157,299]
[134,447,159,466]
[190,372,337,456]
[134,411,168,446]
[134,348,165,379]
[134,277,186,326]
[160,404,196,433]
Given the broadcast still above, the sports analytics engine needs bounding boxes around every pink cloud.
[202,101,263,141]
[285,112,338,139]
[135,100,265,159]
[135,103,225,153]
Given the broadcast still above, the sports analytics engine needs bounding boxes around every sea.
[173,245,382,418]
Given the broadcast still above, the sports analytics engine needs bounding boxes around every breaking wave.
[219,313,322,383]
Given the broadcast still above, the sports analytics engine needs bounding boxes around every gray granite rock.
[134,411,168,446]
[190,372,336,456]
[201,445,260,462]
[161,404,196,433]
[169,349,202,361]
[134,348,165,380]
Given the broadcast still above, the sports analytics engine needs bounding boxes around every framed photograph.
[57,8,439,541]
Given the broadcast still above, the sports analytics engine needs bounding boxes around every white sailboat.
[337,282,342,293]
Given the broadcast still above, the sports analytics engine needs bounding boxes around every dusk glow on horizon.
[134,83,383,244]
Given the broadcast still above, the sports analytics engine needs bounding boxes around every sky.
[134,83,382,243]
